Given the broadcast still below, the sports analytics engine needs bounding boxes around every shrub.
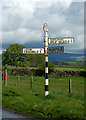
[38,61,55,73]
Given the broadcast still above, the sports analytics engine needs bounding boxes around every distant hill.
[48,53,86,61]
[0,53,85,62]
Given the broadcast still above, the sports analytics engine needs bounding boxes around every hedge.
[2,68,86,77]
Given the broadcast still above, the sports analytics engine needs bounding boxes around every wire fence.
[2,75,84,96]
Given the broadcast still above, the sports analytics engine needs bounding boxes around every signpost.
[43,24,74,96]
[23,23,74,96]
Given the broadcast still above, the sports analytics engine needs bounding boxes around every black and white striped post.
[43,23,49,96]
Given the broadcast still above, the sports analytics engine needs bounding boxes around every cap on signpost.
[43,23,48,32]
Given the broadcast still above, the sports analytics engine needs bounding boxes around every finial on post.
[43,23,48,32]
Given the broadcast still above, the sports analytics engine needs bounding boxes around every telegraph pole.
[43,23,49,96]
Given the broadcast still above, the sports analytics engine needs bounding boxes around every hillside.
[0,53,86,63]
[48,53,86,61]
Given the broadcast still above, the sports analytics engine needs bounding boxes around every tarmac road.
[1,108,40,120]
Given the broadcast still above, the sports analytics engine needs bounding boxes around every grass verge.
[2,76,85,119]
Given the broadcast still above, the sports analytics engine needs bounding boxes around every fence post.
[69,79,71,94]
[4,65,7,86]
[31,76,33,89]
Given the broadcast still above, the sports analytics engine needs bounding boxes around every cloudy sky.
[0,0,85,54]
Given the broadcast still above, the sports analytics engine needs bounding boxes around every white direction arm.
[23,48,44,54]
[48,37,74,44]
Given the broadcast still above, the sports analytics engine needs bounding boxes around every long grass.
[2,75,85,119]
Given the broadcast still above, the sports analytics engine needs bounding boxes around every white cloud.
[72,0,85,2]
[1,0,84,54]
[0,32,2,44]
[60,29,72,36]
[55,0,72,10]
[2,2,35,30]
[0,1,2,30]
[2,28,42,44]
[76,34,84,49]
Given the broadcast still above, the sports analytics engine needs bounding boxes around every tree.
[29,54,45,67]
[2,44,30,67]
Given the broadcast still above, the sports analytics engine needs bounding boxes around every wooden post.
[31,76,33,89]
[69,79,71,94]
[4,68,7,86]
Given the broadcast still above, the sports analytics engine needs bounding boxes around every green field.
[55,67,85,71]
[2,65,85,72]
[2,75,85,119]
[2,61,85,71]
[53,61,85,71]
